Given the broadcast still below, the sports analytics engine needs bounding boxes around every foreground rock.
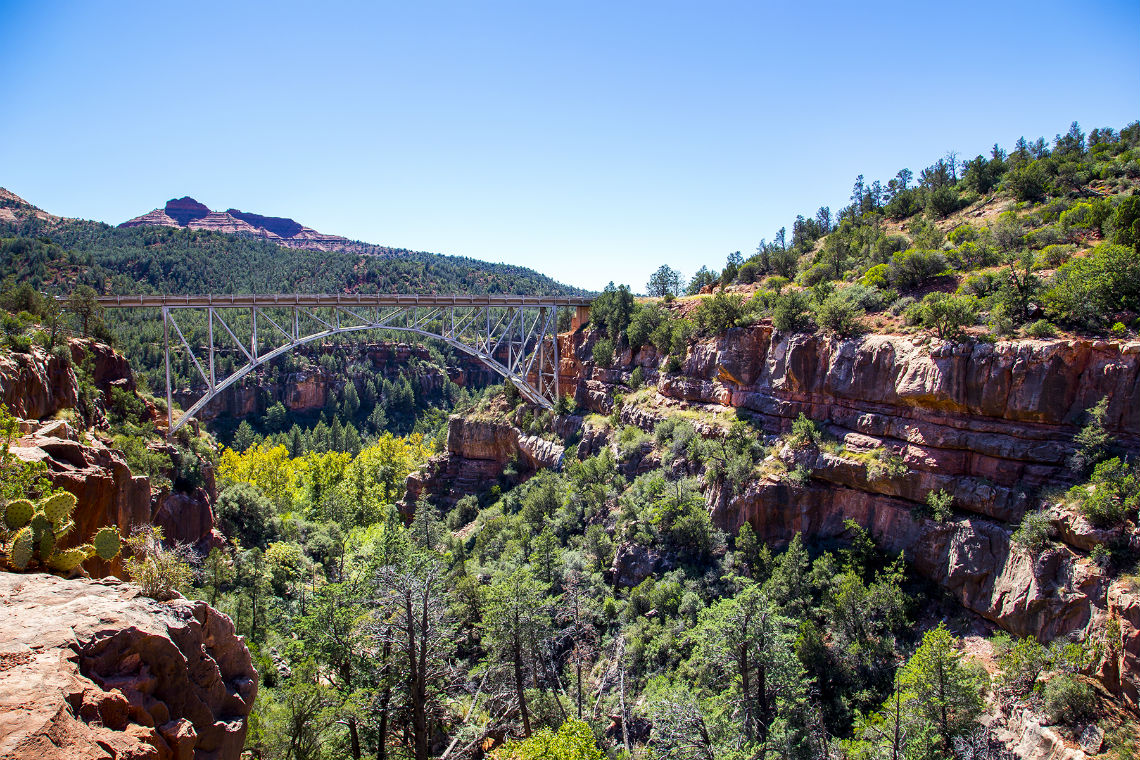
[0,572,256,760]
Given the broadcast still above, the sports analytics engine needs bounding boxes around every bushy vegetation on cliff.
[606,120,1140,351]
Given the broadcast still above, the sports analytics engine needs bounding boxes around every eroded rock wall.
[0,572,256,760]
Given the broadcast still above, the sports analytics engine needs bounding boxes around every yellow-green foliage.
[491,720,605,760]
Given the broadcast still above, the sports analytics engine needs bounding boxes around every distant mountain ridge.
[121,196,411,257]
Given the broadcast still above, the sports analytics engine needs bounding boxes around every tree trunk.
[513,639,531,737]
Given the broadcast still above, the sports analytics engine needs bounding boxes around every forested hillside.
[0,189,579,449]
[630,120,1140,348]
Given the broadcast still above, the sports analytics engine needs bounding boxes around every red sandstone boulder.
[0,572,256,760]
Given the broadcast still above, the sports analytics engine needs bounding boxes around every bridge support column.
[162,306,173,434]
[570,305,590,331]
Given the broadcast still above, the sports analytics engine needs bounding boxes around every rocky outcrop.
[0,340,216,575]
[0,572,256,760]
[401,415,564,513]
[562,329,1140,517]
[10,427,216,577]
[552,325,1140,708]
[0,345,76,419]
[0,339,134,422]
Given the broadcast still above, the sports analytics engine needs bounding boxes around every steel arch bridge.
[96,294,592,436]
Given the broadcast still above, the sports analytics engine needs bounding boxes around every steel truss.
[96,294,591,436]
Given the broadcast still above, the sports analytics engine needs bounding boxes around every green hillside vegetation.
[0,196,579,448]
[608,121,1140,350]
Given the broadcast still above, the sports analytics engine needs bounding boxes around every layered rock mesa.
[120,196,409,257]
[544,326,1139,707]
[0,340,218,572]
[0,572,257,760]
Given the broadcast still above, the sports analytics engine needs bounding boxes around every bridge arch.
[96,294,591,435]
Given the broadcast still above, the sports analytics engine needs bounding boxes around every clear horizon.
[2,0,1137,292]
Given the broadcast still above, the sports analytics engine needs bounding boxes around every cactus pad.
[49,546,91,572]
[93,526,121,561]
[38,530,55,560]
[9,526,34,570]
[30,512,52,535]
[3,499,34,531]
[40,492,77,526]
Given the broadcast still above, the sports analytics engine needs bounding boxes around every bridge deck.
[93,293,592,309]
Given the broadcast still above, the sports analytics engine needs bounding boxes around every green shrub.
[888,248,948,291]
[1041,674,1096,725]
[1024,319,1057,338]
[629,366,645,389]
[889,296,916,316]
[617,425,651,459]
[907,292,979,339]
[693,292,745,335]
[1011,509,1053,552]
[787,413,821,448]
[814,292,865,337]
[1071,457,1139,527]
[865,448,908,480]
[1041,244,1076,268]
[772,290,814,332]
[111,434,172,490]
[993,633,1047,695]
[1112,321,1128,337]
[215,482,280,549]
[917,489,955,522]
[447,495,480,529]
[785,464,812,486]
[592,338,615,368]
[1069,397,1112,474]
[860,263,889,288]
[1046,243,1140,328]
[961,271,1002,298]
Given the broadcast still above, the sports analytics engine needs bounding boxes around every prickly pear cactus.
[48,545,93,572]
[3,499,34,531]
[9,526,34,570]
[93,526,121,561]
[40,492,77,526]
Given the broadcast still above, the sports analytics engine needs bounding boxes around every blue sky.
[1,1,1137,292]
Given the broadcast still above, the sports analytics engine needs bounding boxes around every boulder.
[0,572,256,760]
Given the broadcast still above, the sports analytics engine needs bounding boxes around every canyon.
[421,324,1140,715]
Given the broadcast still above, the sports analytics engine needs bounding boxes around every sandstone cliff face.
[562,328,1140,502]
[0,572,256,760]
[553,325,1140,707]
[401,415,564,513]
[0,341,217,575]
